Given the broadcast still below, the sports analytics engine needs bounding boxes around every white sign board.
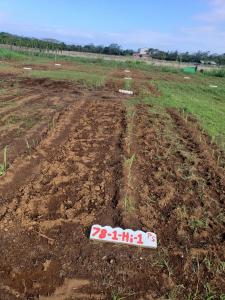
[119,89,134,95]
[90,225,157,249]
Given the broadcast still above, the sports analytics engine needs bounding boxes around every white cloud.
[196,0,225,23]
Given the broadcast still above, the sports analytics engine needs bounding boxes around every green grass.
[0,48,28,60]
[204,68,225,78]
[0,100,16,108]
[111,294,125,300]
[123,78,132,90]
[139,78,225,147]
[4,114,23,125]
[1,48,225,149]
[189,218,208,232]
[0,48,180,72]
[29,69,105,88]
[3,114,39,129]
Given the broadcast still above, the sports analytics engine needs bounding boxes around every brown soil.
[0,70,224,300]
[0,75,83,164]
[107,69,160,96]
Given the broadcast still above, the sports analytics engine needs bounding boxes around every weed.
[168,285,185,300]
[217,261,225,273]
[0,100,16,108]
[189,218,208,232]
[25,138,30,148]
[25,139,32,154]
[125,154,136,171]
[124,79,132,90]
[203,257,213,272]
[204,284,216,300]
[0,146,8,176]
[146,193,157,204]
[22,116,37,129]
[154,249,173,278]
[111,294,125,300]
[176,205,188,220]
[162,258,173,278]
[139,87,151,99]
[5,114,22,126]
[48,116,56,130]
[216,212,225,223]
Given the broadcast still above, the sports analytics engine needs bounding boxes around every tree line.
[0,32,225,65]
[148,48,225,65]
[0,32,133,56]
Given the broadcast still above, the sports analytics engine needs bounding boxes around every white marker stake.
[55,64,61,66]
[90,225,157,249]
[184,77,190,79]
[23,67,32,70]
[124,70,131,73]
[209,85,218,88]
[119,89,134,95]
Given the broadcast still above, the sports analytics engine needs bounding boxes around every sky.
[0,0,225,53]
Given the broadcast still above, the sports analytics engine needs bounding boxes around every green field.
[1,48,225,149]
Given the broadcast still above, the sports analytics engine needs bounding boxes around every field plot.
[0,52,224,300]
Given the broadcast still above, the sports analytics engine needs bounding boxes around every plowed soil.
[0,69,224,300]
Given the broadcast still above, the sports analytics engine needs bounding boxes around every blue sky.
[0,0,225,52]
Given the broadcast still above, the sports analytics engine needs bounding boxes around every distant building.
[133,48,150,58]
[139,48,149,56]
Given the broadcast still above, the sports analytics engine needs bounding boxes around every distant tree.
[0,32,224,64]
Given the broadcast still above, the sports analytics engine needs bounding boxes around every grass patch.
[0,100,16,108]
[139,78,225,148]
[1,48,225,149]
[29,69,105,88]
[21,116,39,129]
[111,295,125,300]
[204,68,225,78]
[189,218,208,233]
[4,114,23,125]
[0,48,28,60]
[3,114,39,129]
[123,78,132,90]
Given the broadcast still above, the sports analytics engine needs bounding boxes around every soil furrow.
[0,97,131,299]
